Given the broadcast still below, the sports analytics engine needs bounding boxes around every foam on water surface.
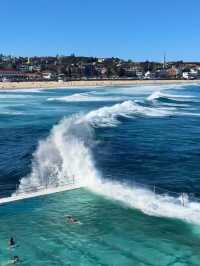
[15,98,200,225]
[47,92,128,102]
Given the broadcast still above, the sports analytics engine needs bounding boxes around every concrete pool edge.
[0,183,82,206]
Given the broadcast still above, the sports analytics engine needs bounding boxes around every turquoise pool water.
[1,189,200,265]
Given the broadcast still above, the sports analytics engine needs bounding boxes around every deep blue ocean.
[0,84,200,265]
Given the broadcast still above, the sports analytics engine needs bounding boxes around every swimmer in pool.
[11,255,20,264]
[9,237,16,248]
[66,215,80,224]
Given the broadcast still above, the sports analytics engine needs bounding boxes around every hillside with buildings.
[0,54,200,82]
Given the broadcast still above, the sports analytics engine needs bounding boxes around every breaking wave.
[47,92,128,102]
[90,179,200,225]
[17,100,200,225]
[18,100,171,190]
[147,91,196,103]
[82,100,172,127]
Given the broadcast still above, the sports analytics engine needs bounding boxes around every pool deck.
[0,183,82,205]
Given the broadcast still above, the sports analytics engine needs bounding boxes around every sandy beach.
[0,79,199,90]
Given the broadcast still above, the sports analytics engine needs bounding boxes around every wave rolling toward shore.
[17,93,200,225]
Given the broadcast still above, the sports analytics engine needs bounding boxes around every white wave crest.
[147,91,195,101]
[18,101,170,190]
[17,100,200,225]
[47,92,127,102]
[82,100,172,127]
[18,115,98,192]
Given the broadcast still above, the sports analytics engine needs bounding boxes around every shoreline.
[0,79,199,90]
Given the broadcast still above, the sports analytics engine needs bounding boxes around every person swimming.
[11,255,20,264]
[9,237,16,248]
[66,216,80,224]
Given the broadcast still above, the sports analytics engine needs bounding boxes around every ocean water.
[0,84,200,265]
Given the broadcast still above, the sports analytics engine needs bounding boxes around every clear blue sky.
[1,0,200,61]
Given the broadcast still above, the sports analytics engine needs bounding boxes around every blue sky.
[1,0,200,61]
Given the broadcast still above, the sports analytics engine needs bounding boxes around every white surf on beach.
[12,98,200,226]
[0,88,44,93]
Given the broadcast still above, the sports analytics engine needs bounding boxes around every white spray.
[17,100,200,225]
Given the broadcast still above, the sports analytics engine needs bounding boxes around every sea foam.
[47,92,128,102]
[17,100,200,225]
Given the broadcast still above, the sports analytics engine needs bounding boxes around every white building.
[182,72,196,80]
[182,72,189,79]
[97,58,105,63]
[42,72,53,80]
[190,68,198,77]
[144,71,155,79]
